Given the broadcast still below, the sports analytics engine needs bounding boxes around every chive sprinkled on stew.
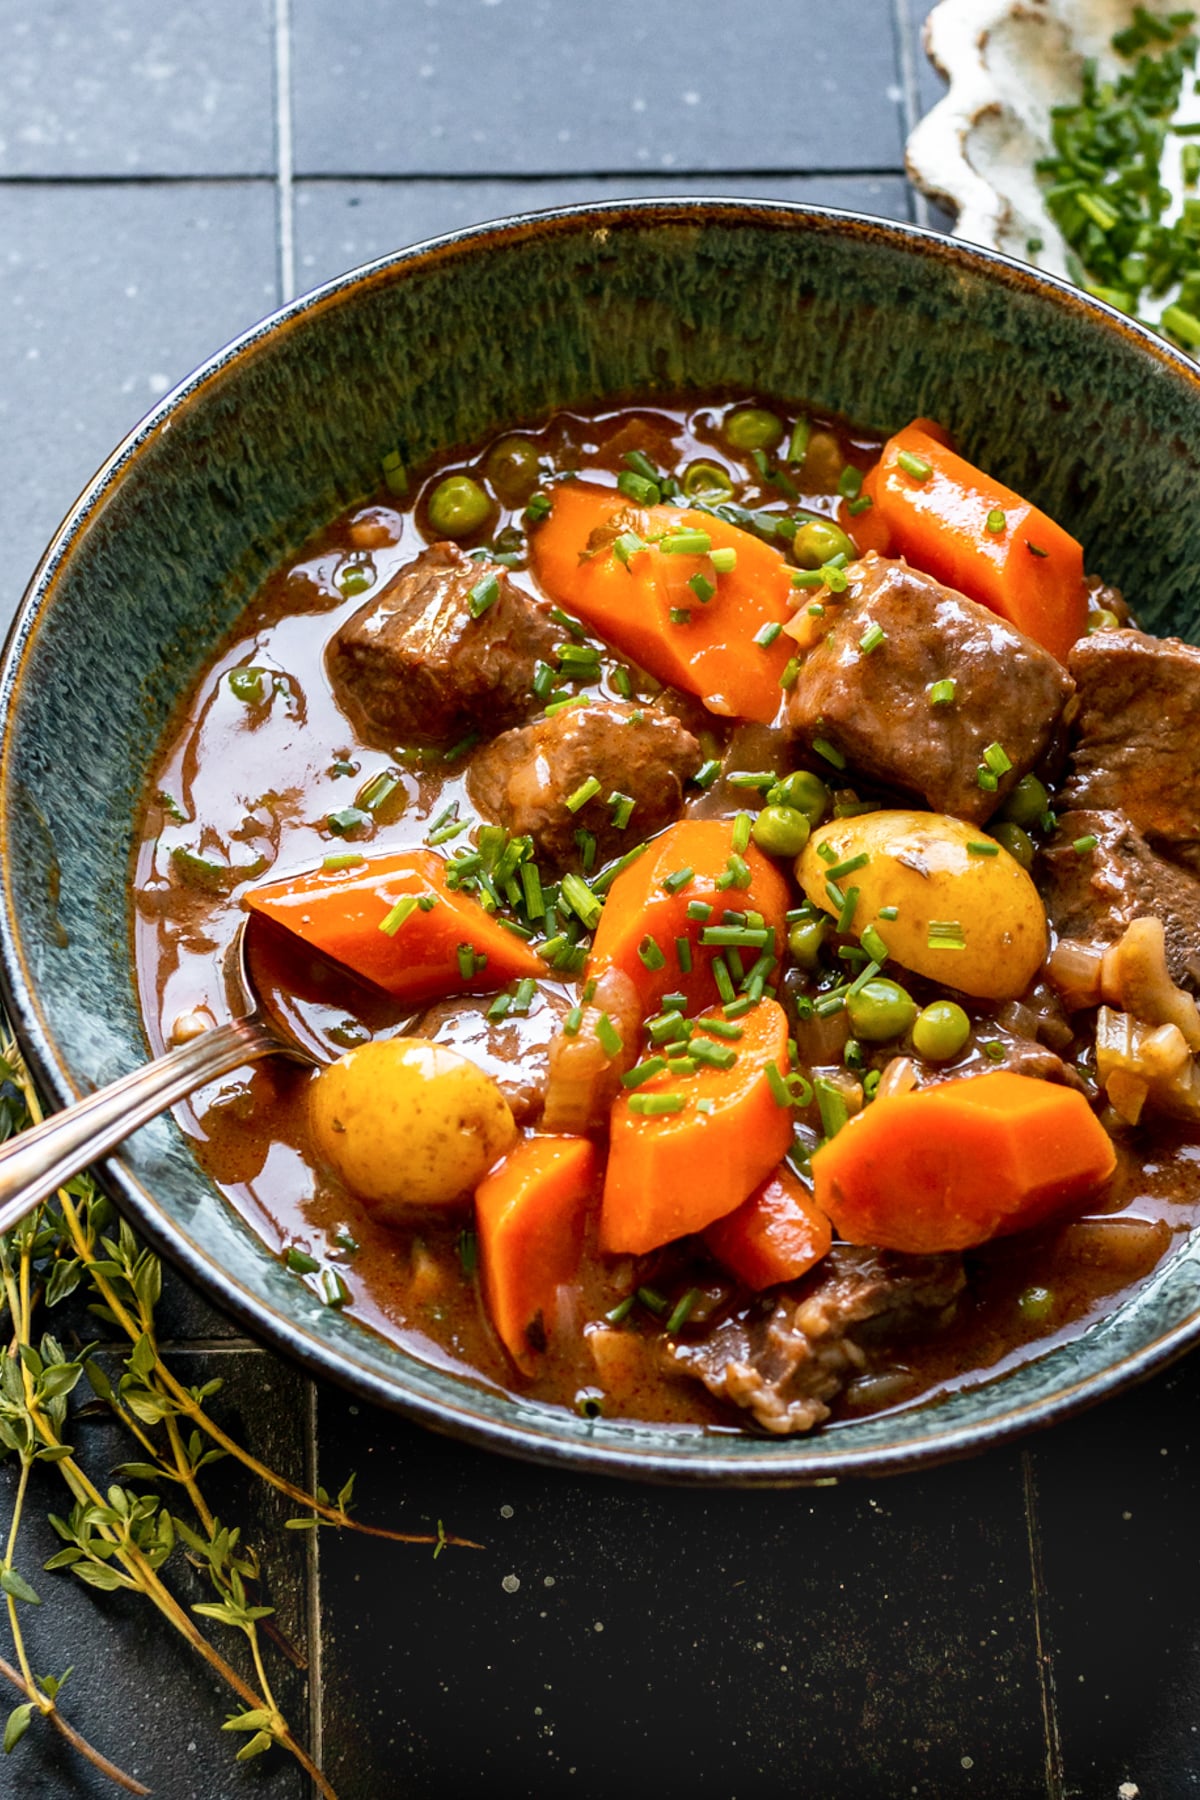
[859,623,886,654]
[710,546,737,574]
[986,508,1007,534]
[897,449,932,481]
[693,758,722,789]
[1073,833,1099,854]
[628,1093,687,1117]
[468,572,499,617]
[928,678,956,706]
[565,775,602,813]
[928,920,967,950]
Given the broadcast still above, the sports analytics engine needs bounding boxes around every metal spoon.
[0,915,320,1234]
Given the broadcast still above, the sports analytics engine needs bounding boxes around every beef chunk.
[1061,629,1200,871]
[787,556,1073,825]
[1042,808,1200,991]
[410,988,567,1124]
[327,542,560,746]
[467,701,702,872]
[670,1246,965,1434]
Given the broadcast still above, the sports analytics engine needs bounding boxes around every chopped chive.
[694,1017,744,1042]
[982,741,1013,776]
[469,572,499,617]
[693,758,722,789]
[812,736,846,770]
[826,852,869,881]
[456,943,486,979]
[731,812,752,855]
[532,660,557,702]
[725,945,745,983]
[699,926,772,948]
[977,766,999,792]
[286,1247,321,1274]
[817,842,838,864]
[548,605,585,640]
[712,956,736,1005]
[595,1013,624,1057]
[560,872,603,930]
[928,920,966,950]
[897,449,932,481]
[617,470,660,506]
[575,828,596,873]
[592,841,648,894]
[982,1040,1006,1062]
[726,853,752,889]
[847,493,874,516]
[664,1288,700,1335]
[543,695,589,717]
[836,886,860,934]
[967,840,1000,857]
[622,448,661,483]
[605,1294,636,1325]
[609,791,636,831]
[686,899,713,922]
[323,850,366,871]
[846,957,883,998]
[765,1062,793,1109]
[662,865,695,895]
[879,905,899,921]
[815,1077,850,1140]
[859,622,886,654]
[525,491,551,523]
[488,992,513,1021]
[637,934,667,971]
[628,1093,687,1117]
[986,508,1006,534]
[613,529,646,566]
[566,775,602,813]
[612,666,634,698]
[754,620,783,648]
[688,573,716,604]
[860,922,889,962]
[824,877,845,912]
[822,563,849,594]
[510,977,537,1016]
[928,679,956,707]
[669,607,693,625]
[1073,833,1099,854]
[792,569,826,590]
[710,546,737,574]
[622,1057,667,1091]
[722,995,755,1020]
[689,1039,737,1071]
[563,1005,583,1037]
[787,417,811,462]
[779,656,801,690]
[661,529,713,555]
[327,806,371,837]
[379,895,419,936]
[661,991,688,1013]
[521,861,545,918]
[316,1267,350,1308]
[647,1011,690,1046]
[838,464,863,500]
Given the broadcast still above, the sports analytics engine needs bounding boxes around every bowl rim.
[5,192,1200,1486]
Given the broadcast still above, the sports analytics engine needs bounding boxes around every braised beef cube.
[412,989,567,1124]
[669,1247,965,1435]
[787,556,1074,825]
[467,701,702,873]
[1062,630,1200,871]
[327,542,560,746]
[1042,808,1200,991]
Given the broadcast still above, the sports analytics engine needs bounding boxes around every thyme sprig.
[0,1027,477,1793]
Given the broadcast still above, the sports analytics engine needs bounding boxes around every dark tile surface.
[293,173,914,291]
[5,1350,310,1799]
[316,1394,1047,1799]
[0,0,276,177]
[1034,1354,1200,1799]
[0,182,278,630]
[290,0,907,177]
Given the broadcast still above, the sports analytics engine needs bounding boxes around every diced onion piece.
[875,1055,918,1101]
[1046,938,1104,1011]
[1103,918,1200,1051]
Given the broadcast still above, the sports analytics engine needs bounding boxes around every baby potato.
[309,1037,516,1221]
[797,810,1048,1001]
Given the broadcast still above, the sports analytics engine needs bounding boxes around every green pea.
[1017,1284,1055,1324]
[751,804,810,859]
[791,519,857,570]
[427,474,492,538]
[768,769,829,826]
[725,407,785,453]
[998,772,1049,830]
[912,1000,970,1062]
[787,917,828,970]
[485,437,541,506]
[846,978,917,1043]
[681,459,735,500]
[1087,608,1121,634]
[992,821,1034,871]
[335,554,376,599]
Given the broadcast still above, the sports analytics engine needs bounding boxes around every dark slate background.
[0,4,1192,1796]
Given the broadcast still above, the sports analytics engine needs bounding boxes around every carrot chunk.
[703,1166,833,1289]
[475,1135,598,1374]
[811,1071,1117,1254]
[530,481,795,722]
[859,423,1086,662]
[600,998,794,1255]
[586,818,790,1014]
[245,849,544,1005]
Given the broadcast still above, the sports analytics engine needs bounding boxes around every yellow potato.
[309,1037,516,1220]
[796,810,1048,1001]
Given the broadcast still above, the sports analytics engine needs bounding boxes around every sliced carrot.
[475,1135,597,1375]
[858,422,1087,662]
[586,818,790,1014]
[600,998,794,1255]
[811,1070,1117,1254]
[245,849,544,1005]
[530,481,795,722]
[703,1166,833,1289]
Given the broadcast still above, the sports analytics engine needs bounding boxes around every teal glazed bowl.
[4,199,1200,1484]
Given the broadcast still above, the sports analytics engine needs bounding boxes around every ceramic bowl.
[4,199,1200,1485]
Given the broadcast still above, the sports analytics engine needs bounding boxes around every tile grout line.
[274,0,296,303]
[304,1376,325,1794]
[1021,1449,1067,1800]
[892,0,931,228]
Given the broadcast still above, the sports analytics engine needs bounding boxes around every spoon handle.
[0,1017,281,1234]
